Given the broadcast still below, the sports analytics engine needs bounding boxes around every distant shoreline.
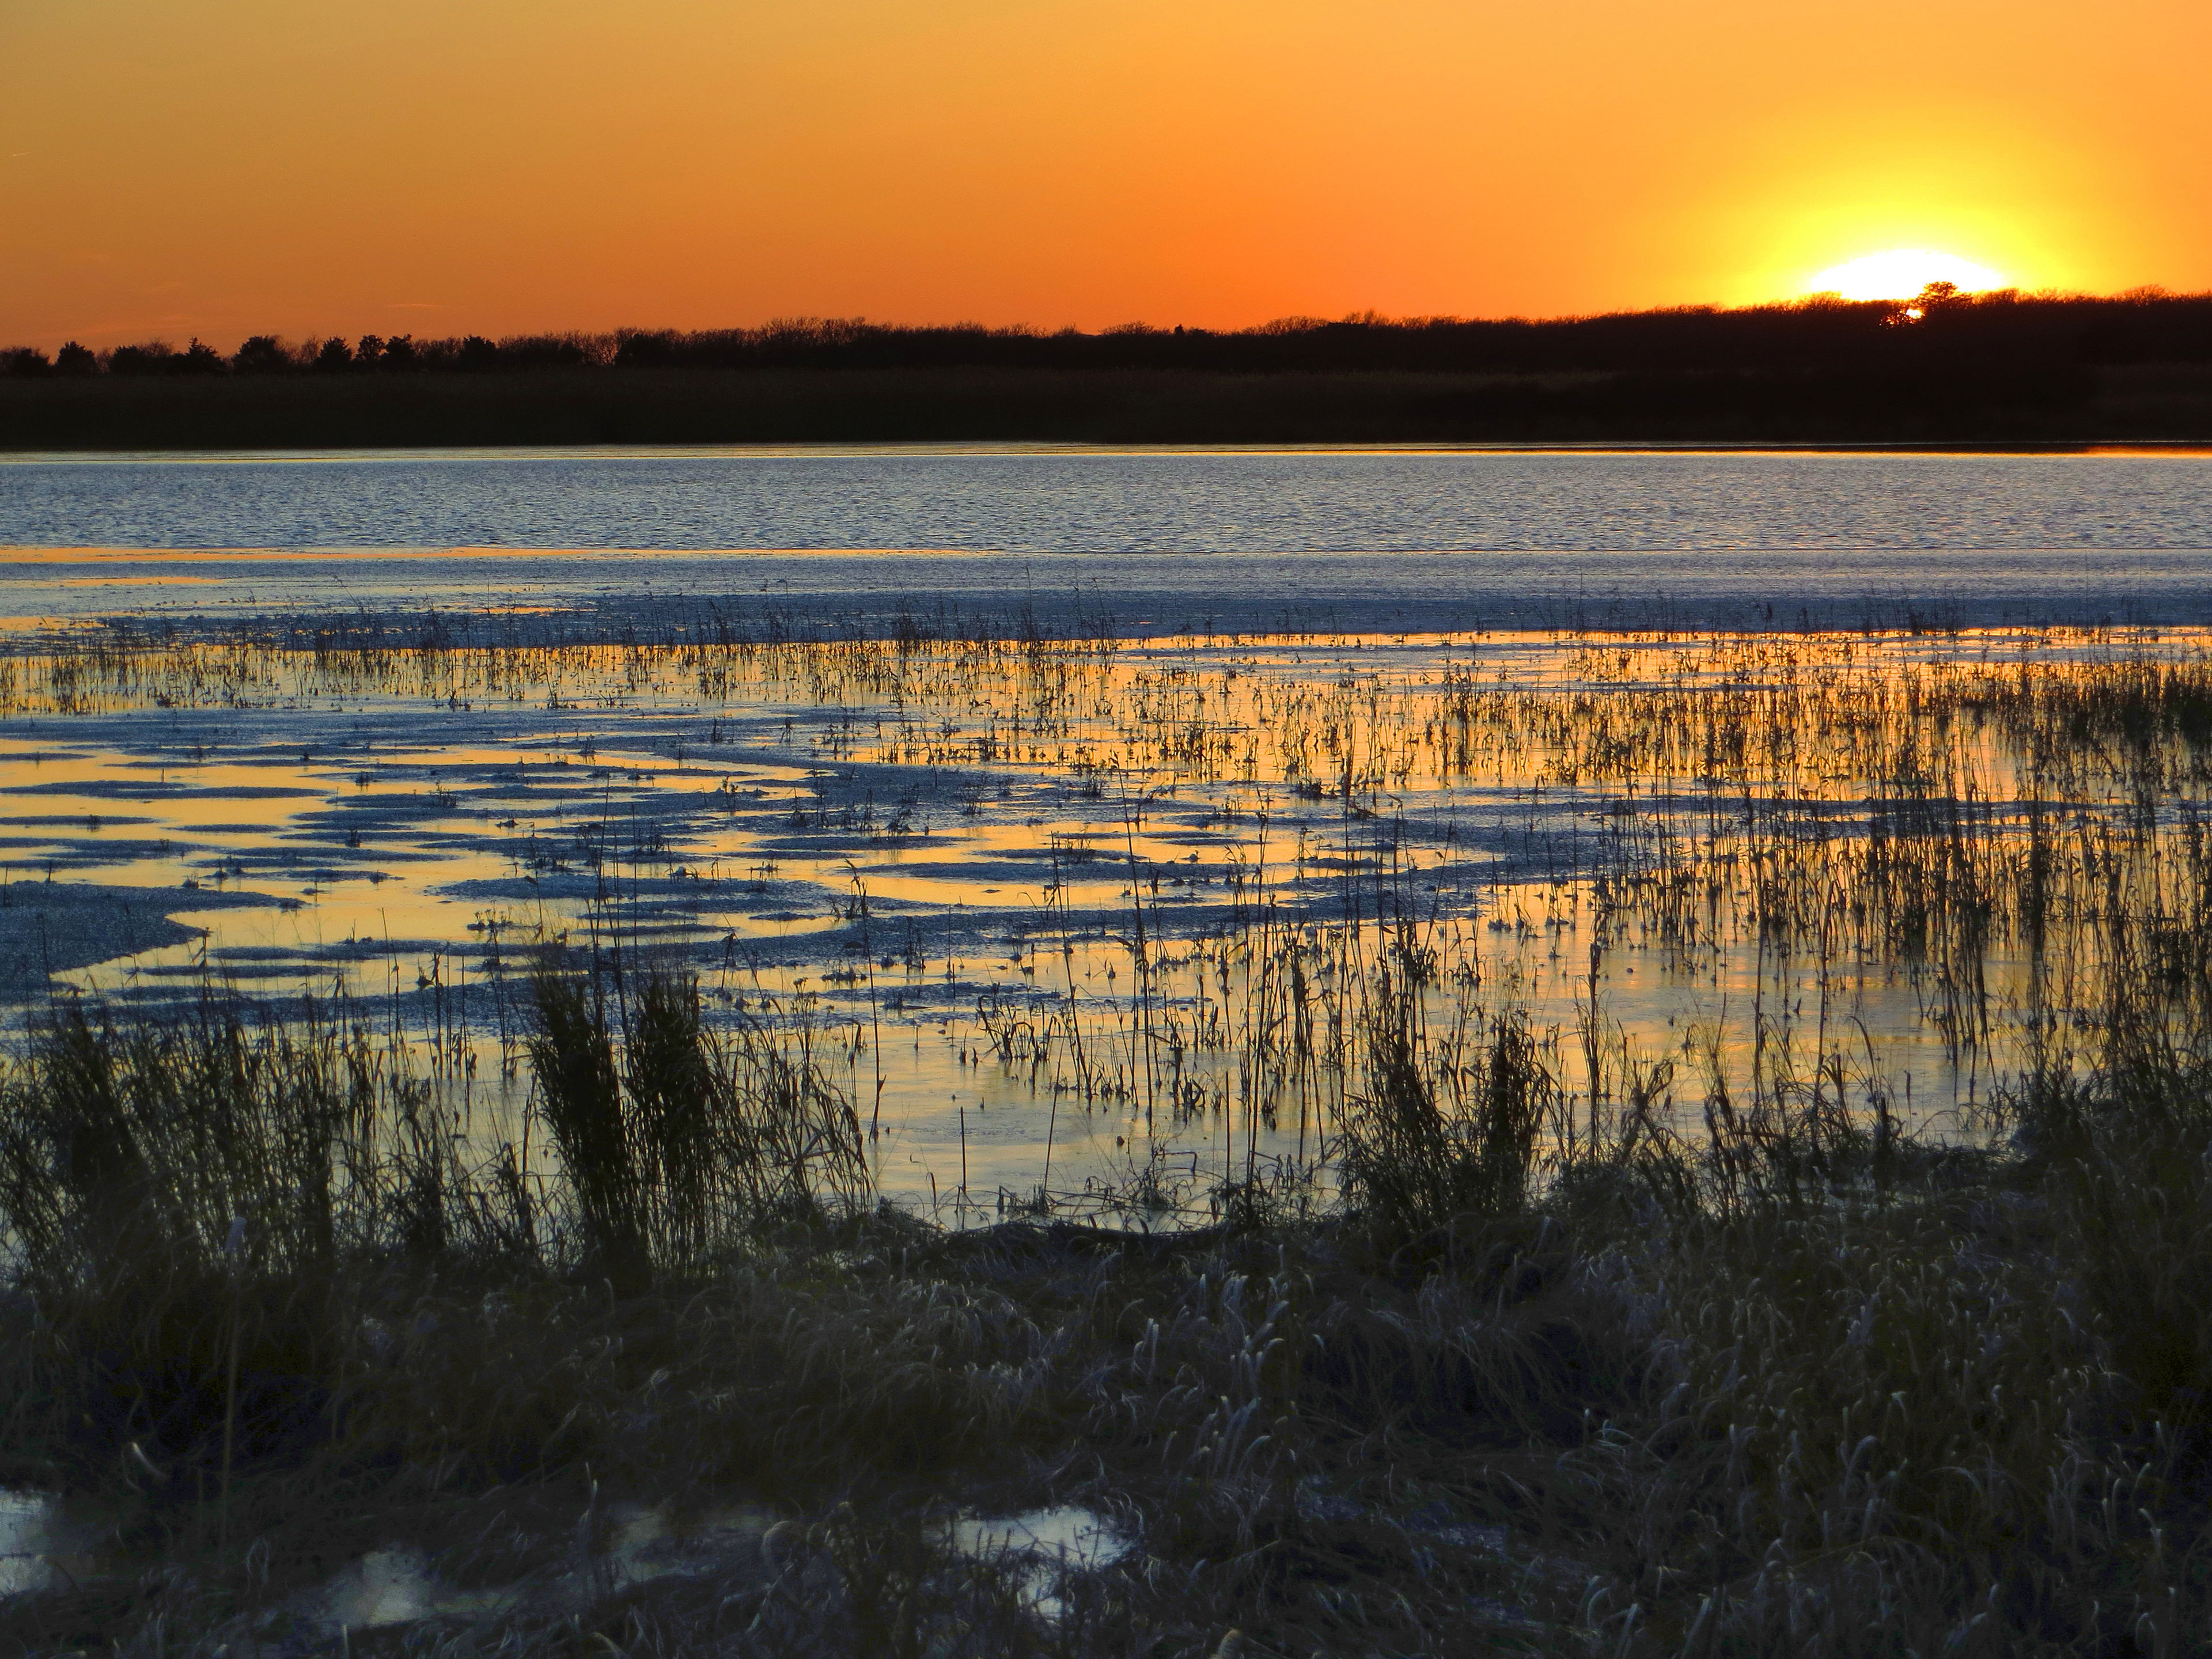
[11,296,2212,448]
[5,361,2212,450]
[9,436,2212,462]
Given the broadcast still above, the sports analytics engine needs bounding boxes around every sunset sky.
[2,1,2207,350]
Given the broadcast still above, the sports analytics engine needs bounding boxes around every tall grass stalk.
[527,955,869,1289]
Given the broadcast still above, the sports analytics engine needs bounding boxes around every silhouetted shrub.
[175,338,225,375]
[101,339,227,376]
[105,341,175,375]
[613,328,680,368]
[495,332,606,370]
[1,347,49,378]
[310,336,354,373]
[231,335,296,374]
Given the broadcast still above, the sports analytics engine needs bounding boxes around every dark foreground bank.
[2,958,2209,1657]
[7,294,2212,446]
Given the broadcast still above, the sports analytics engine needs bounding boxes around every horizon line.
[12,284,2212,359]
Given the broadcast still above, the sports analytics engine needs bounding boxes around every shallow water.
[3,446,2210,1208]
[3,631,1556,1202]
[3,623,2171,1207]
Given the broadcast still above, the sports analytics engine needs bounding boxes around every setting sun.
[1807,249,2008,301]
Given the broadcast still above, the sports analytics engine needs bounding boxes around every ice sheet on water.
[0,1488,96,1600]
[946,1505,1132,1620]
[289,1501,774,1637]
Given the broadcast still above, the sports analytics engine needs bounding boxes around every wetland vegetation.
[6,622,2212,1653]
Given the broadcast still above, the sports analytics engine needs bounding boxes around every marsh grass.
[8,933,2212,1654]
[0,969,863,1508]
[528,956,869,1290]
[14,626,2212,1652]
[1340,974,1556,1242]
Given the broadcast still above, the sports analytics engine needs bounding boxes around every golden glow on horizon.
[1808,249,2008,302]
[0,2,2206,346]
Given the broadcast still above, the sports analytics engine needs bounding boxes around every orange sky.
[2,1,2207,350]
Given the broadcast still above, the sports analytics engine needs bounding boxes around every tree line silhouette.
[5,288,2210,445]
[6,287,2211,383]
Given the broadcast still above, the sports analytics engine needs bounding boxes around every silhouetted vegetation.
[6,288,2212,445]
[18,286,2202,378]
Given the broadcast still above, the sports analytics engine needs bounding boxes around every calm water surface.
[4,446,2211,637]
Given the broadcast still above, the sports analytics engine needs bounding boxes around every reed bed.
[6,624,2212,1653]
[18,623,2212,1096]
